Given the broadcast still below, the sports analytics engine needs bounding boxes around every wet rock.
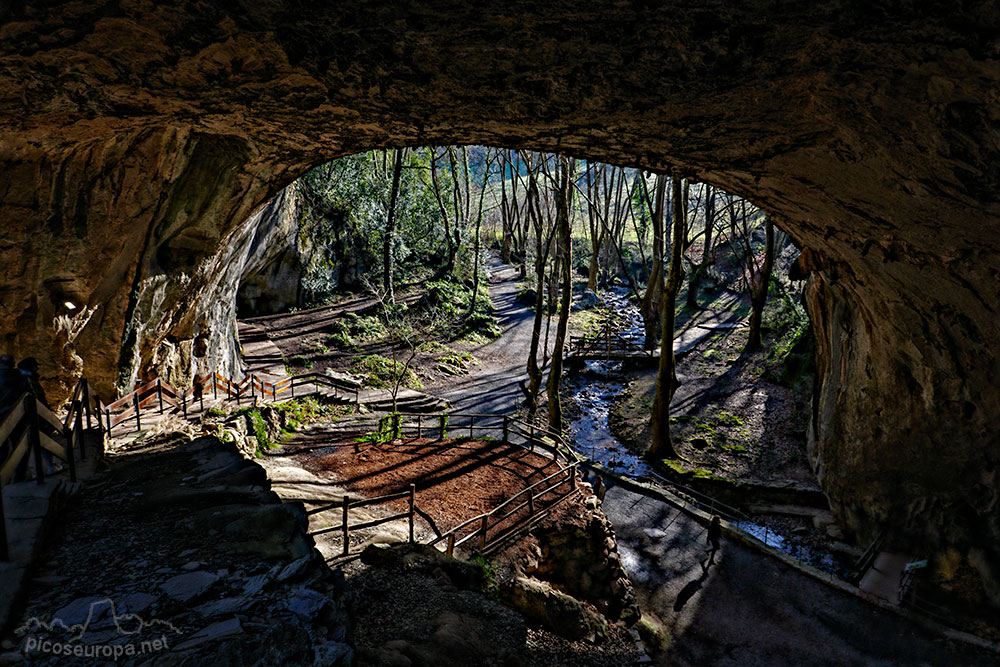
[573,290,605,311]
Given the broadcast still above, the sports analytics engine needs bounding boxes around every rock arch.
[1,1,998,597]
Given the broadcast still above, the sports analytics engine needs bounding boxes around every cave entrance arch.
[1,0,998,604]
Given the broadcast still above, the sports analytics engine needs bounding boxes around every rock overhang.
[1,0,999,602]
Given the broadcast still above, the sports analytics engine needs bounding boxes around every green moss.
[716,411,744,427]
[353,354,422,389]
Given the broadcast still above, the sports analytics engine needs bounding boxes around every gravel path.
[600,480,996,666]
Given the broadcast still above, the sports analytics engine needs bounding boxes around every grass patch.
[353,354,422,389]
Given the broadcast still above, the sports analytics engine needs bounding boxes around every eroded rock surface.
[1,1,999,599]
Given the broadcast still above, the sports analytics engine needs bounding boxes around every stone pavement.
[599,480,997,666]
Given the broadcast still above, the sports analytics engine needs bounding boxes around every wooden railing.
[428,462,579,558]
[569,329,652,359]
[0,378,102,561]
[101,370,361,435]
[372,412,581,465]
[307,484,417,558]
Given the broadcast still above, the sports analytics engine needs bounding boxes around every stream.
[564,289,847,578]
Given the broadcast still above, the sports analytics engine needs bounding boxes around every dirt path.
[424,256,552,414]
[600,481,994,666]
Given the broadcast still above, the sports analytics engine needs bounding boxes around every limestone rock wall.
[236,184,306,317]
[1,0,999,601]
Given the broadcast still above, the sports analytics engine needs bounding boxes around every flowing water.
[565,289,848,577]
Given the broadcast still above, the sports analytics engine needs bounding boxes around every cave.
[1,1,998,602]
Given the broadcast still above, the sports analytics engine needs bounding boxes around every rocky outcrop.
[522,505,640,627]
[1,0,999,603]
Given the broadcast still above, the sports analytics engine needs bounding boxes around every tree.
[722,194,775,351]
[685,183,717,309]
[382,148,405,303]
[546,156,575,433]
[640,173,669,350]
[648,175,686,460]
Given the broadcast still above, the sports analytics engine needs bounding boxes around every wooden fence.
[428,462,579,558]
[0,378,102,561]
[307,484,417,557]
[568,329,653,360]
[371,411,580,465]
[101,370,360,435]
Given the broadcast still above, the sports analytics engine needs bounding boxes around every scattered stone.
[501,577,609,643]
[276,554,313,582]
[242,573,271,597]
[181,560,203,571]
[50,595,107,626]
[285,588,332,621]
[159,571,220,603]
[314,641,353,665]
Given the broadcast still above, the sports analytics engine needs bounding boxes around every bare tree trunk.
[382,148,405,303]
[641,174,667,349]
[746,217,775,351]
[430,149,456,276]
[523,155,549,420]
[648,176,686,460]
[468,149,493,319]
[547,157,574,433]
[686,184,716,309]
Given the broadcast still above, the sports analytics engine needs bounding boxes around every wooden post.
[469,415,474,440]
[417,414,422,439]
[566,465,575,492]
[529,423,535,451]
[392,413,401,440]
[26,397,44,485]
[342,496,350,556]
[74,401,84,460]
[271,383,276,402]
[213,373,218,400]
[528,493,534,517]
[408,484,415,543]
[157,379,164,414]
[447,534,456,557]
[478,516,488,553]
[132,392,141,432]
[438,414,447,440]
[65,416,78,483]
[502,416,509,442]
[105,408,112,434]
[291,378,295,398]
[0,475,7,561]
[82,379,92,430]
